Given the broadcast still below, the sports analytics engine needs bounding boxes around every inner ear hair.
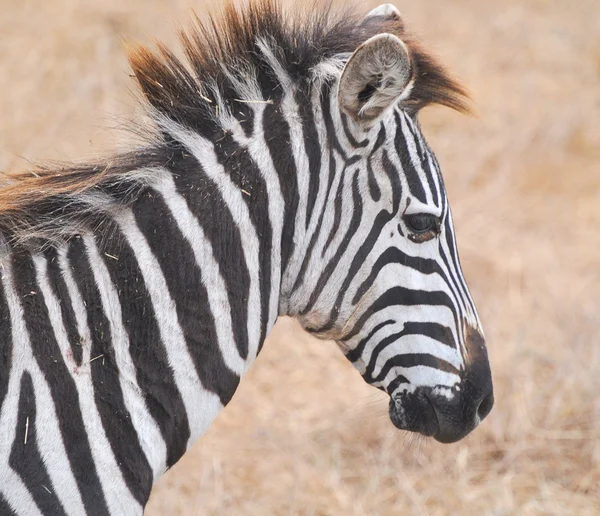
[357,74,382,103]
[338,33,413,128]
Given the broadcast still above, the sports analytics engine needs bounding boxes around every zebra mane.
[0,0,469,249]
[128,0,470,132]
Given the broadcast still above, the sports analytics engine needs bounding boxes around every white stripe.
[313,90,357,258]
[0,256,87,516]
[290,148,348,308]
[349,260,461,316]
[443,209,481,329]
[227,107,284,329]
[54,248,143,515]
[153,172,245,375]
[155,118,262,363]
[0,275,41,516]
[398,112,434,206]
[437,240,470,319]
[371,335,462,379]
[82,235,168,479]
[378,364,460,391]
[432,217,475,348]
[349,305,460,371]
[0,470,43,516]
[256,39,312,297]
[407,115,443,209]
[284,84,334,302]
[114,209,223,447]
[425,150,443,209]
[29,371,86,516]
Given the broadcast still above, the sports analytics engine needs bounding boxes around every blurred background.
[1,0,599,514]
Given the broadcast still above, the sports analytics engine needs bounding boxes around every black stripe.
[291,151,338,293]
[366,155,381,202]
[348,320,456,367]
[321,160,347,258]
[321,156,362,258]
[95,222,190,468]
[301,169,362,320]
[381,148,403,214]
[340,112,369,148]
[367,126,387,203]
[264,100,298,273]
[393,111,427,203]
[321,155,360,263]
[405,117,438,207]
[346,319,395,363]
[9,372,68,516]
[212,134,271,352]
[442,216,476,315]
[44,247,83,366]
[0,273,12,415]
[321,83,347,159]
[132,185,240,406]
[11,250,111,515]
[352,247,446,305]
[169,148,251,361]
[67,239,152,508]
[402,321,456,349]
[364,323,457,380]
[438,241,467,312]
[364,332,425,379]
[386,375,411,395]
[342,286,459,342]
[432,152,447,218]
[371,124,387,154]
[232,100,254,138]
[371,353,459,384]
[0,492,17,516]
[296,89,322,229]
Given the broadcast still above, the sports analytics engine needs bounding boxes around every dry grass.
[2,0,599,514]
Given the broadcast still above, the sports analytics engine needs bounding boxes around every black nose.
[431,324,494,442]
[388,383,494,443]
[428,383,494,443]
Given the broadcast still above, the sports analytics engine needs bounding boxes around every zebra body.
[0,2,493,514]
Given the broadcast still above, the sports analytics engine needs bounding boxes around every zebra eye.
[404,214,439,240]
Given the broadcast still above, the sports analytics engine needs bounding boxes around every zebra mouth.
[388,392,439,438]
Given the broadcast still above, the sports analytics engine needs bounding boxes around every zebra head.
[288,7,493,443]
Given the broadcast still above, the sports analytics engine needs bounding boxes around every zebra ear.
[338,33,413,127]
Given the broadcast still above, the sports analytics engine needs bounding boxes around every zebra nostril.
[476,391,494,421]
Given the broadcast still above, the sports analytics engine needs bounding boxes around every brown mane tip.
[406,38,472,115]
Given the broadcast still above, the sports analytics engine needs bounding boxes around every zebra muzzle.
[388,327,494,443]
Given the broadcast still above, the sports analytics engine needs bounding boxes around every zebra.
[0,1,493,514]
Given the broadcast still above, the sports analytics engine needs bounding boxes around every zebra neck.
[0,136,290,508]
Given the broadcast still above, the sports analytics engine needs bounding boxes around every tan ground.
[2,0,599,514]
